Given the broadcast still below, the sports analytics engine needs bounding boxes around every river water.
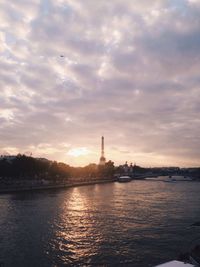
[0,180,200,267]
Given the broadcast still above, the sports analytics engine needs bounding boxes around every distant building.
[123,161,129,173]
[99,136,106,166]
[0,155,16,162]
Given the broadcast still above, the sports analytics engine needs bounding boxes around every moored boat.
[163,176,193,182]
[155,260,194,266]
[118,175,132,182]
[163,176,177,183]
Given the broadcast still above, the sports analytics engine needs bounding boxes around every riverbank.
[0,178,116,194]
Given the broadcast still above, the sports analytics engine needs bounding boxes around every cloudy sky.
[1,0,200,167]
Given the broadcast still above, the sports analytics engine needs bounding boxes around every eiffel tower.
[99,136,106,166]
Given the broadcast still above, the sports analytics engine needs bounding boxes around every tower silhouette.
[99,136,106,166]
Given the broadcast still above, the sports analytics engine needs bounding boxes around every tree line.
[0,154,115,181]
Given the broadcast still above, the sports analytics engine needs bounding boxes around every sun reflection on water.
[51,187,104,265]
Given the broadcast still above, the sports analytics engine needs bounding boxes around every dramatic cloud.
[0,0,200,166]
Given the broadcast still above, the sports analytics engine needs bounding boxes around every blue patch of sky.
[40,0,52,15]
[168,0,190,13]
[5,32,16,46]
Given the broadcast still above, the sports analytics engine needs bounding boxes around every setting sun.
[67,147,91,157]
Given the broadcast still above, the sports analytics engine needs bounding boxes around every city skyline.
[1,0,200,167]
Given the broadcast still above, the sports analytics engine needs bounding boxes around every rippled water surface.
[1,180,200,267]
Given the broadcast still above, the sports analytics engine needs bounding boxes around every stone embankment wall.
[0,178,116,194]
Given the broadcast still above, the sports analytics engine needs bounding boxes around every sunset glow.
[67,147,91,157]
